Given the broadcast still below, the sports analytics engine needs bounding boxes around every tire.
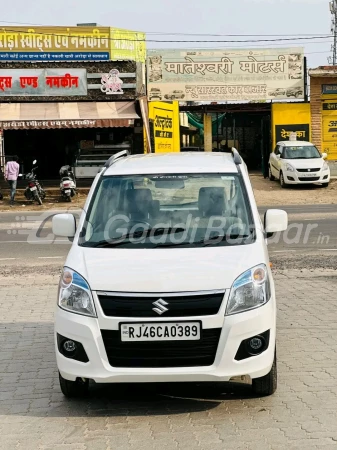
[252,349,277,397]
[280,172,287,188]
[321,182,329,188]
[35,194,42,205]
[67,195,72,202]
[59,372,89,398]
[268,166,275,181]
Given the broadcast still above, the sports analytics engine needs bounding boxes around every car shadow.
[0,321,258,418]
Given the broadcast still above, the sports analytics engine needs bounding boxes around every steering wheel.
[127,220,151,230]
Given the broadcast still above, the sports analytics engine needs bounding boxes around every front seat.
[198,187,226,217]
[126,189,153,222]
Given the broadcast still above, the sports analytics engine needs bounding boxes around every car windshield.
[283,146,321,159]
[79,173,255,249]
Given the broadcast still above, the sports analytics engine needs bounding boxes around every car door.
[269,146,280,177]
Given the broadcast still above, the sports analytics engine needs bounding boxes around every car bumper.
[284,171,330,184]
[55,299,276,384]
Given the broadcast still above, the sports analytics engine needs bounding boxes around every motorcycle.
[23,160,46,205]
[59,165,76,202]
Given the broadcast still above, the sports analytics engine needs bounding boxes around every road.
[0,205,336,267]
[1,204,337,449]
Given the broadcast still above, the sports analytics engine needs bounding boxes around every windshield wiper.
[87,227,186,248]
[155,234,250,248]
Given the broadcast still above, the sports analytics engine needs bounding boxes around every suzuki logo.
[152,299,169,315]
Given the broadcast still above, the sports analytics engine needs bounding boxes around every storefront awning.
[0,102,139,130]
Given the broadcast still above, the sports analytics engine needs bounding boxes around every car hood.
[65,242,267,293]
[285,158,324,169]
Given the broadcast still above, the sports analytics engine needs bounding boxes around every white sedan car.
[268,141,330,188]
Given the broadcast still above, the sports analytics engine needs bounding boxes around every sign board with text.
[322,84,337,95]
[0,68,87,96]
[147,48,305,102]
[275,124,310,143]
[0,26,146,62]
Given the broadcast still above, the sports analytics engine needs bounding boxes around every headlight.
[323,161,329,171]
[226,264,271,316]
[58,267,96,317]
[285,163,294,172]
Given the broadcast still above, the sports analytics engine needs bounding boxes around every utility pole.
[329,1,337,65]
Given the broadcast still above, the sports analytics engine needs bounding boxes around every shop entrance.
[180,103,272,174]
[3,127,134,179]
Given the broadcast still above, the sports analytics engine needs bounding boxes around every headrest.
[198,187,225,217]
[126,189,153,216]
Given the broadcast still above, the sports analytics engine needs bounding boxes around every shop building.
[0,26,146,179]
[309,66,337,161]
[147,47,307,171]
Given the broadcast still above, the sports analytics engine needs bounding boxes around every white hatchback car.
[52,150,288,398]
[269,141,330,188]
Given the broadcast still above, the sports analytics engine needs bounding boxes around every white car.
[52,150,288,398]
[269,141,330,188]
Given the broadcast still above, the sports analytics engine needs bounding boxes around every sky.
[0,0,332,69]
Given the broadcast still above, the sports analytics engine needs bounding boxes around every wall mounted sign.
[0,68,87,96]
[0,26,146,62]
[322,84,337,95]
[147,47,305,102]
[100,69,124,94]
[275,124,310,143]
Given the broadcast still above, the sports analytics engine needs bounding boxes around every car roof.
[277,141,314,147]
[104,152,239,176]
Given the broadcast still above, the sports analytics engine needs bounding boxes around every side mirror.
[52,214,76,238]
[322,152,328,160]
[264,209,288,238]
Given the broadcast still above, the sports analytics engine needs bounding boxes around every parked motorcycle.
[59,165,76,202]
[23,160,46,205]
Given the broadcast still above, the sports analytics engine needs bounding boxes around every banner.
[147,48,305,102]
[0,68,87,96]
[110,28,146,63]
[0,26,146,62]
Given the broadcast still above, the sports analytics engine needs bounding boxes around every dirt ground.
[251,174,337,206]
[0,175,336,212]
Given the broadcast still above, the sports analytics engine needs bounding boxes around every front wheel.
[280,172,287,188]
[59,372,89,398]
[321,182,329,188]
[268,166,275,181]
[67,195,72,202]
[35,194,42,205]
[252,349,277,397]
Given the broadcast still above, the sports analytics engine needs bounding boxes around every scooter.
[59,165,76,202]
[23,160,46,205]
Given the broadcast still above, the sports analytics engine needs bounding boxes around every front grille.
[101,328,222,368]
[98,291,225,318]
[297,168,320,173]
[298,177,320,182]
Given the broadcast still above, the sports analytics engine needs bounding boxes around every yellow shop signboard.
[149,101,180,153]
[322,100,337,160]
[0,26,146,62]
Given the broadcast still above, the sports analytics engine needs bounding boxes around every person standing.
[5,156,20,206]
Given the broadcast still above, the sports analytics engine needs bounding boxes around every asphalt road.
[0,205,336,264]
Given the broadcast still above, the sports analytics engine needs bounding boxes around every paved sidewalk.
[1,271,337,450]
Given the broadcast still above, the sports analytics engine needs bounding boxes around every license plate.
[30,186,37,191]
[121,322,201,342]
[65,189,71,193]
[301,172,317,177]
